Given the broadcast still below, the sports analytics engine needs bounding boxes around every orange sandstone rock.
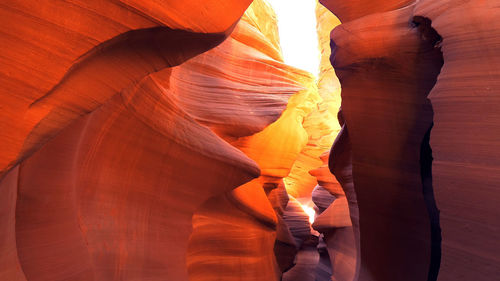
[0,1,314,280]
[175,1,322,280]
[319,0,413,22]
[0,0,251,177]
[322,1,444,280]
[414,1,500,280]
[283,3,342,199]
[322,0,500,280]
[11,75,259,281]
[311,149,358,281]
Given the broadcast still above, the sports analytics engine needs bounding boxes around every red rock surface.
[9,75,260,281]
[284,3,342,200]
[311,150,358,281]
[325,3,443,280]
[414,1,500,280]
[0,0,254,178]
[182,2,321,278]
[321,0,500,280]
[0,0,319,280]
[319,0,413,22]
[3,0,499,280]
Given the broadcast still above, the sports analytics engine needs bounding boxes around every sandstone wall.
[0,1,317,280]
[320,0,500,280]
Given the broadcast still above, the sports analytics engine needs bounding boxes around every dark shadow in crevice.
[420,123,442,281]
[412,15,443,281]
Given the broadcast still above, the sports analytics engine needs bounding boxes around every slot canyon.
[0,0,499,280]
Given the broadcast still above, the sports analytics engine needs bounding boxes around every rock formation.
[2,0,499,281]
[283,3,342,199]
[320,0,500,280]
[0,0,318,280]
[311,150,358,281]
[0,0,253,178]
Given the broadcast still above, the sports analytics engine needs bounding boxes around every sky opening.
[267,0,320,77]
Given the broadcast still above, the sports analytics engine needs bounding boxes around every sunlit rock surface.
[0,0,252,178]
[3,0,498,280]
[186,16,320,279]
[0,0,322,280]
[321,0,500,280]
[11,84,259,281]
[159,2,326,279]
[283,2,342,200]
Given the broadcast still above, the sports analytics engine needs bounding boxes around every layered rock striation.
[311,149,358,281]
[414,1,500,280]
[0,0,253,178]
[0,0,320,280]
[283,3,342,200]
[321,0,500,280]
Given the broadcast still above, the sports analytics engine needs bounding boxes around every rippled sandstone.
[321,0,500,280]
[0,0,317,280]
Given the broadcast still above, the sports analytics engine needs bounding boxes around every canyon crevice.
[1,1,499,281]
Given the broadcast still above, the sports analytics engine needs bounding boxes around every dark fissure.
[420,123,441,281]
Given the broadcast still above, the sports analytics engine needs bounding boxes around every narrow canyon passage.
[1,1,499,281]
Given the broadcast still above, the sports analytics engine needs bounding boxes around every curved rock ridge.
[2,74,260,281]
[175,1,324,281]
[269,182,299,274]
[319,0,413,22]
[186,56,320,281]
[413,1,500,280]
[239,0,283,62]
[0,0,251,177]
[154,18,310,140]
[227,80,320,226]
[311,149,358,281]
[311,184,336,212]
[283,3,342,199]
[187,195,280,281]
[321,1,444,280]
[322,0,500,280]
[0,0,323,280]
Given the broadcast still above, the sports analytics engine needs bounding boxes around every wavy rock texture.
[12,81,259,281]
[322,1,444,280]
[187,60,318,280]
[319,0,413,22]
[281,196,317,281]
[180,1,322,281]
[269,182,298,274]
[0,1,254,280]
[0,0,320,280]
[322,0,500,280]
[5,0,497,281]
[283,3,342,199]
[0,0,253,177]
[311,150,358,281]
[311,184,336,213]
[413,1,500,280]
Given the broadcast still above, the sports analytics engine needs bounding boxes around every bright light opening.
[301,204,316,224]
[267,0,321,77]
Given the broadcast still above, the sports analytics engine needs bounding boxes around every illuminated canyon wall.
[0,0,323,280]
[1,0,499,281]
